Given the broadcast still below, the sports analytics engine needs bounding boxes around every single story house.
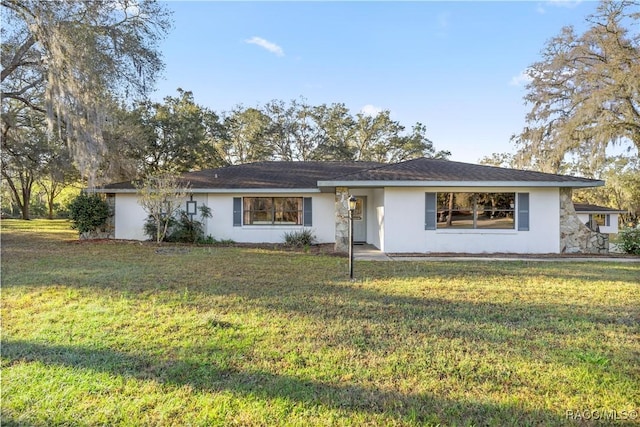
[573,203,625,234]
[97,157,610,254]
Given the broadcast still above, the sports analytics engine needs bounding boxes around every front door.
[353,196,367,243]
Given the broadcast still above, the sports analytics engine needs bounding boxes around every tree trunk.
[45,182,59,219]
[21,181,32,220]
[2,171,33,220]
[19,201,29,220]
[446,193,454,226]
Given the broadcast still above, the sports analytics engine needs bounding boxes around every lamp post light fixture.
[348,195,357,280]
[186,197,197,219]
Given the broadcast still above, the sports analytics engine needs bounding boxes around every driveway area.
[353,244,640,262]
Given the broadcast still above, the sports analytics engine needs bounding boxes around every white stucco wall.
[348,188,385,248]
[115,192,333,243]
[381,187,561,254]
[576,212,619,234]
[205,192,335,244]
[114,194,148,240]
[115,186,568,253]
[372,189,385,249]
[114,193,215,241]
[576,213,588,225]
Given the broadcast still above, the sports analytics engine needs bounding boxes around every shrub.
[144,204,213,244]
[617,226,640,255]
[143,215,177,242]
[168,211,206,243]
[195,236,235,245]
[197,235,217,245]
[283,229,316,247]
[68,192,109,234]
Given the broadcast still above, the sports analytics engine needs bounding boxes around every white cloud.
[361,104,382,117]
[245,36,284,57]
[536,0,582,14]
[546,0,582,8]
[509,70,533,87]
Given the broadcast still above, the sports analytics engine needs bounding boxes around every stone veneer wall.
[559,188,609,254]
[334,187,350,253]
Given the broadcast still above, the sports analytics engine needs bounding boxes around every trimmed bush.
[68,192,109,234]
[618,226,640,255]
[283,229,316,247]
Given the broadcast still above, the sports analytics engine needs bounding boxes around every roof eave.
[94,187,322,194]
[575,210,626,214]
[316,180,605,188]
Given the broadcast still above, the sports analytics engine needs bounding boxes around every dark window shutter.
[517,193,529,231]
[233,197,242,227]
[303,197,312,227]
[425,193,436,230]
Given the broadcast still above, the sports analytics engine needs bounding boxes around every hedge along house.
[97,157,609,254]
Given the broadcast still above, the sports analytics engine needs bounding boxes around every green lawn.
[2,220,639,426]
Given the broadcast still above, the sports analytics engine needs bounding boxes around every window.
[352,198,364,220]
[590,214,610,227]
[437,192,515,229]
[243,197,303,225]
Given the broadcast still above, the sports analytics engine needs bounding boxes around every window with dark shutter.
[233,197,242,227]
[425,193,436,230]
[517,193,529,231]
[436,192,515,229]
[303,197,312,227]
[241,197,304,225]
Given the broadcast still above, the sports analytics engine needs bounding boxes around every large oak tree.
[1,0,172,187]
[512,0,639,173]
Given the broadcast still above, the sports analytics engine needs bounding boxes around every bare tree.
[135,173,189,243]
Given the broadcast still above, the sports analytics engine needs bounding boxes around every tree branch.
[0,92,46,113]
[0,76,44,98]
[0,34,37,83]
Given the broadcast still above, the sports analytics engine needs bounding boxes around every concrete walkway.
[353,244,640,262]
[353,244,393,261]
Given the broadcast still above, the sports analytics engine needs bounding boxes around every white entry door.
[353,196,367,243]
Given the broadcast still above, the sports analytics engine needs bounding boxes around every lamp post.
[348,195,357,280]
[186,195,197,220]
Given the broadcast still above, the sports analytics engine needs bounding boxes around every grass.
[2,219,639,426]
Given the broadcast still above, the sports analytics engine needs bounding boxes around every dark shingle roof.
[573,203,625,213]
[101,161,383,190]
[99,158,603,191]
[327,157,602,184]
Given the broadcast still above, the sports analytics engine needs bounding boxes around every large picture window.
[437,192,515,229]
[243,197,303,225]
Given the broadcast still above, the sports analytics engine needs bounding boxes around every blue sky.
[153,1,600,163]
